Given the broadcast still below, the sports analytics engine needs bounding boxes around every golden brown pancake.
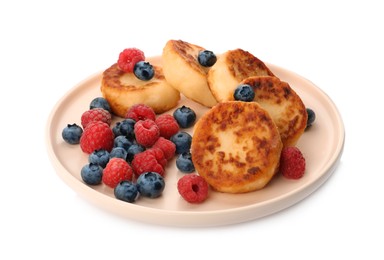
[191,101,283,193]
[101,63,180,118]
[162,39,218,107]
[207,48,275,102]
[237,76,307,147]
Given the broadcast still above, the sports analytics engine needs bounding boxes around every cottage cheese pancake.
[238,76,307,147]
[207,48,275,102]
[191,101,283,193]
[162,39,218,107]
[101,63,180,118]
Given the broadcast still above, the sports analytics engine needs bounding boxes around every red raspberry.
[81,108,112,128]
[177,174,209,203]
[80,121,114,154]
[131,150,165,177]
[145,148,167,168]
[155,114,179,139]
[102,158,133,188]
[152,137,176,160]
[125,104,156,121]
[279,146,306,179]
[117,48,145,73]
[134,119,160,147]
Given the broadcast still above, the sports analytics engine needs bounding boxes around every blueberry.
[89,149,110,168]
[126,144,145,162]
[176,152,195,173]
[134,61,154,81]
[81,163,103,185]
[62,123,83,144]
[136,172,165,198]
[114,135,132,150]
[114,181,139,203]
[109,147,128,160]
[112,119,136,139]
[170,131,192,154]
[234,84,255,102]
[306,108,316,129]
[173,106,196,128]
[90,97,111,113]
[198,50,217,67]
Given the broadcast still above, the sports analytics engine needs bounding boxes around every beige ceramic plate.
[46,57,344,227]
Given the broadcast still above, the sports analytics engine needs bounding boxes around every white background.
[1,0,383,259]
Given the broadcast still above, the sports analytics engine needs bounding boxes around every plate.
[46,57,345,227]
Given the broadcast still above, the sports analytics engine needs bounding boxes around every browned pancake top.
[169,39,207,75]
[240,76,307,147]
[225,49,275,80]
[191,101,282,193]
[102,63,164,91]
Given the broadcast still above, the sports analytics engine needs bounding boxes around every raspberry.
[279,146,306,179]
[102,158,133,188]
[155,114,179,139]
[117,48,145,73]
[80,121,114,154]
[81,108,112,128]
[145,148,167,168]
[131,150,164,177]
[177,174,209,203]
[134,119,160,147]
[152,137,176,160]
[125,104,156,122]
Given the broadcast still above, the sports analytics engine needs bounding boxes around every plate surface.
[46,57,344,227]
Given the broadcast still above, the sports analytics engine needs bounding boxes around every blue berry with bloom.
[173,106,196,128]
[90,97,111,113]
[114,135,133,150]
[126,144,145,162]
[136,172,165,198]
[81,163,103,185]
[306,108,316,129]
[114,181,139,203]
[198,50,217,67]
[113,119,136,140]
[170,131,192,154]
[134,61,154,81]
[176,152,195,173]
[62,123,83,144]
[89,149,110,168]
[109,147,128,160]
[234,84,255,102]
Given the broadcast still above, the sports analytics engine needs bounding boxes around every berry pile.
[62,96,206,203]
[62,94,311,205]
